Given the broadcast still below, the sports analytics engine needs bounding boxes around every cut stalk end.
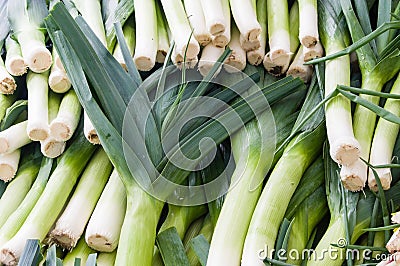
[209,22,226,36]
[387,230,400,253]
[0,249,18,266]
[330,137,361,166]
[41,138,66,158]
[133,56,156,72]
[86,233,116,252]
[49,70,71,93]
[50,229,78,250]
[368,169,392,192]
[0,76,16,95]
[25,46,52,73]
[212,35,229,48]
[5,57,27,77]
[27,127,48,142]
[340,160,367,191]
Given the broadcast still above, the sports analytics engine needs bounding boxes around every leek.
[0,121,31,154]
[26,70,49,141]
[247,0,267,66]
[241,124,325,266]
[132,0,158,71]
[70,0,104,145]
[0,157,52,249]
[49,90,82,142]
[7,0,52,73]
[85,170,126,252]
[211,0,230,48]
[159,205,207,239]
[50,148,112,249]
[224,23,247,73]
[4,36,27,77]
[0,149,21,182]
[96,251,116,266]
[368,74,400,191]
[160,0,200,59]
[298,0,319,47]
[40,91,64,158]
[266,0,291,67]
[0,131,96,264]
[200,0,226,36]
[184,0,211,46]
[0,93,17,123]
[0,57,16,95]
[286,184,327,264]
[187,216,213,266]
[207,80,302,266]
[48,49,71,94]
[303,41,324,62]
[198,44,224,77]
[263,1,299,76]
[230,0,261,51]
[339,0,400,191]
[0,158,40,229]
[62,236,95,266]
[155,2,169,63]
[287,45,313,83]
[318,0,360,168]
[112,15,136,69]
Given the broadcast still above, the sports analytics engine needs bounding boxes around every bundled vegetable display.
[0,0,399,265]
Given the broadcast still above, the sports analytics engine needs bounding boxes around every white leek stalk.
[0,134,96,265]
[303,41,324,62]
[341,73,392,191]
[247,0,267,65]
[160,0,200,59]
[199,0,226,36]
[0,150,21,182]
[287,45,313,83]
[40,92,65,158]
[62,236,95,266]
[71,0,104,143]
[133,0,158,71]
[48,49,71,93]
[4,36,27,77]
[0,121,31,154]
[7,1,52,73]
[0,158,52,248]
[0,57,16,95]
[156,2,170,63]
[230,0,261,51]
[112,16,136,70]
[198,43,224,77]
[266,0,291,66]
[50,148,112,249]
[50,90,82,142]
[184,0,211,46]
[224,23,246,73]
[211,0,230,48]
[321,40,360,168]
[368,74,400,191]
[298,0,319,48]
[84,113,99,145]
[263,1,299,75]
[97,251,117,266]
[26,70,49,141]
[0,160,40,228]
[85,170,126,252]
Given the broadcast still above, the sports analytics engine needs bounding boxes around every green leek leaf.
[156,227,190,266]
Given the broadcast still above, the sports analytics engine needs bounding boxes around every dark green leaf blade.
[189,235,210,266]
[157,227,190,266]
